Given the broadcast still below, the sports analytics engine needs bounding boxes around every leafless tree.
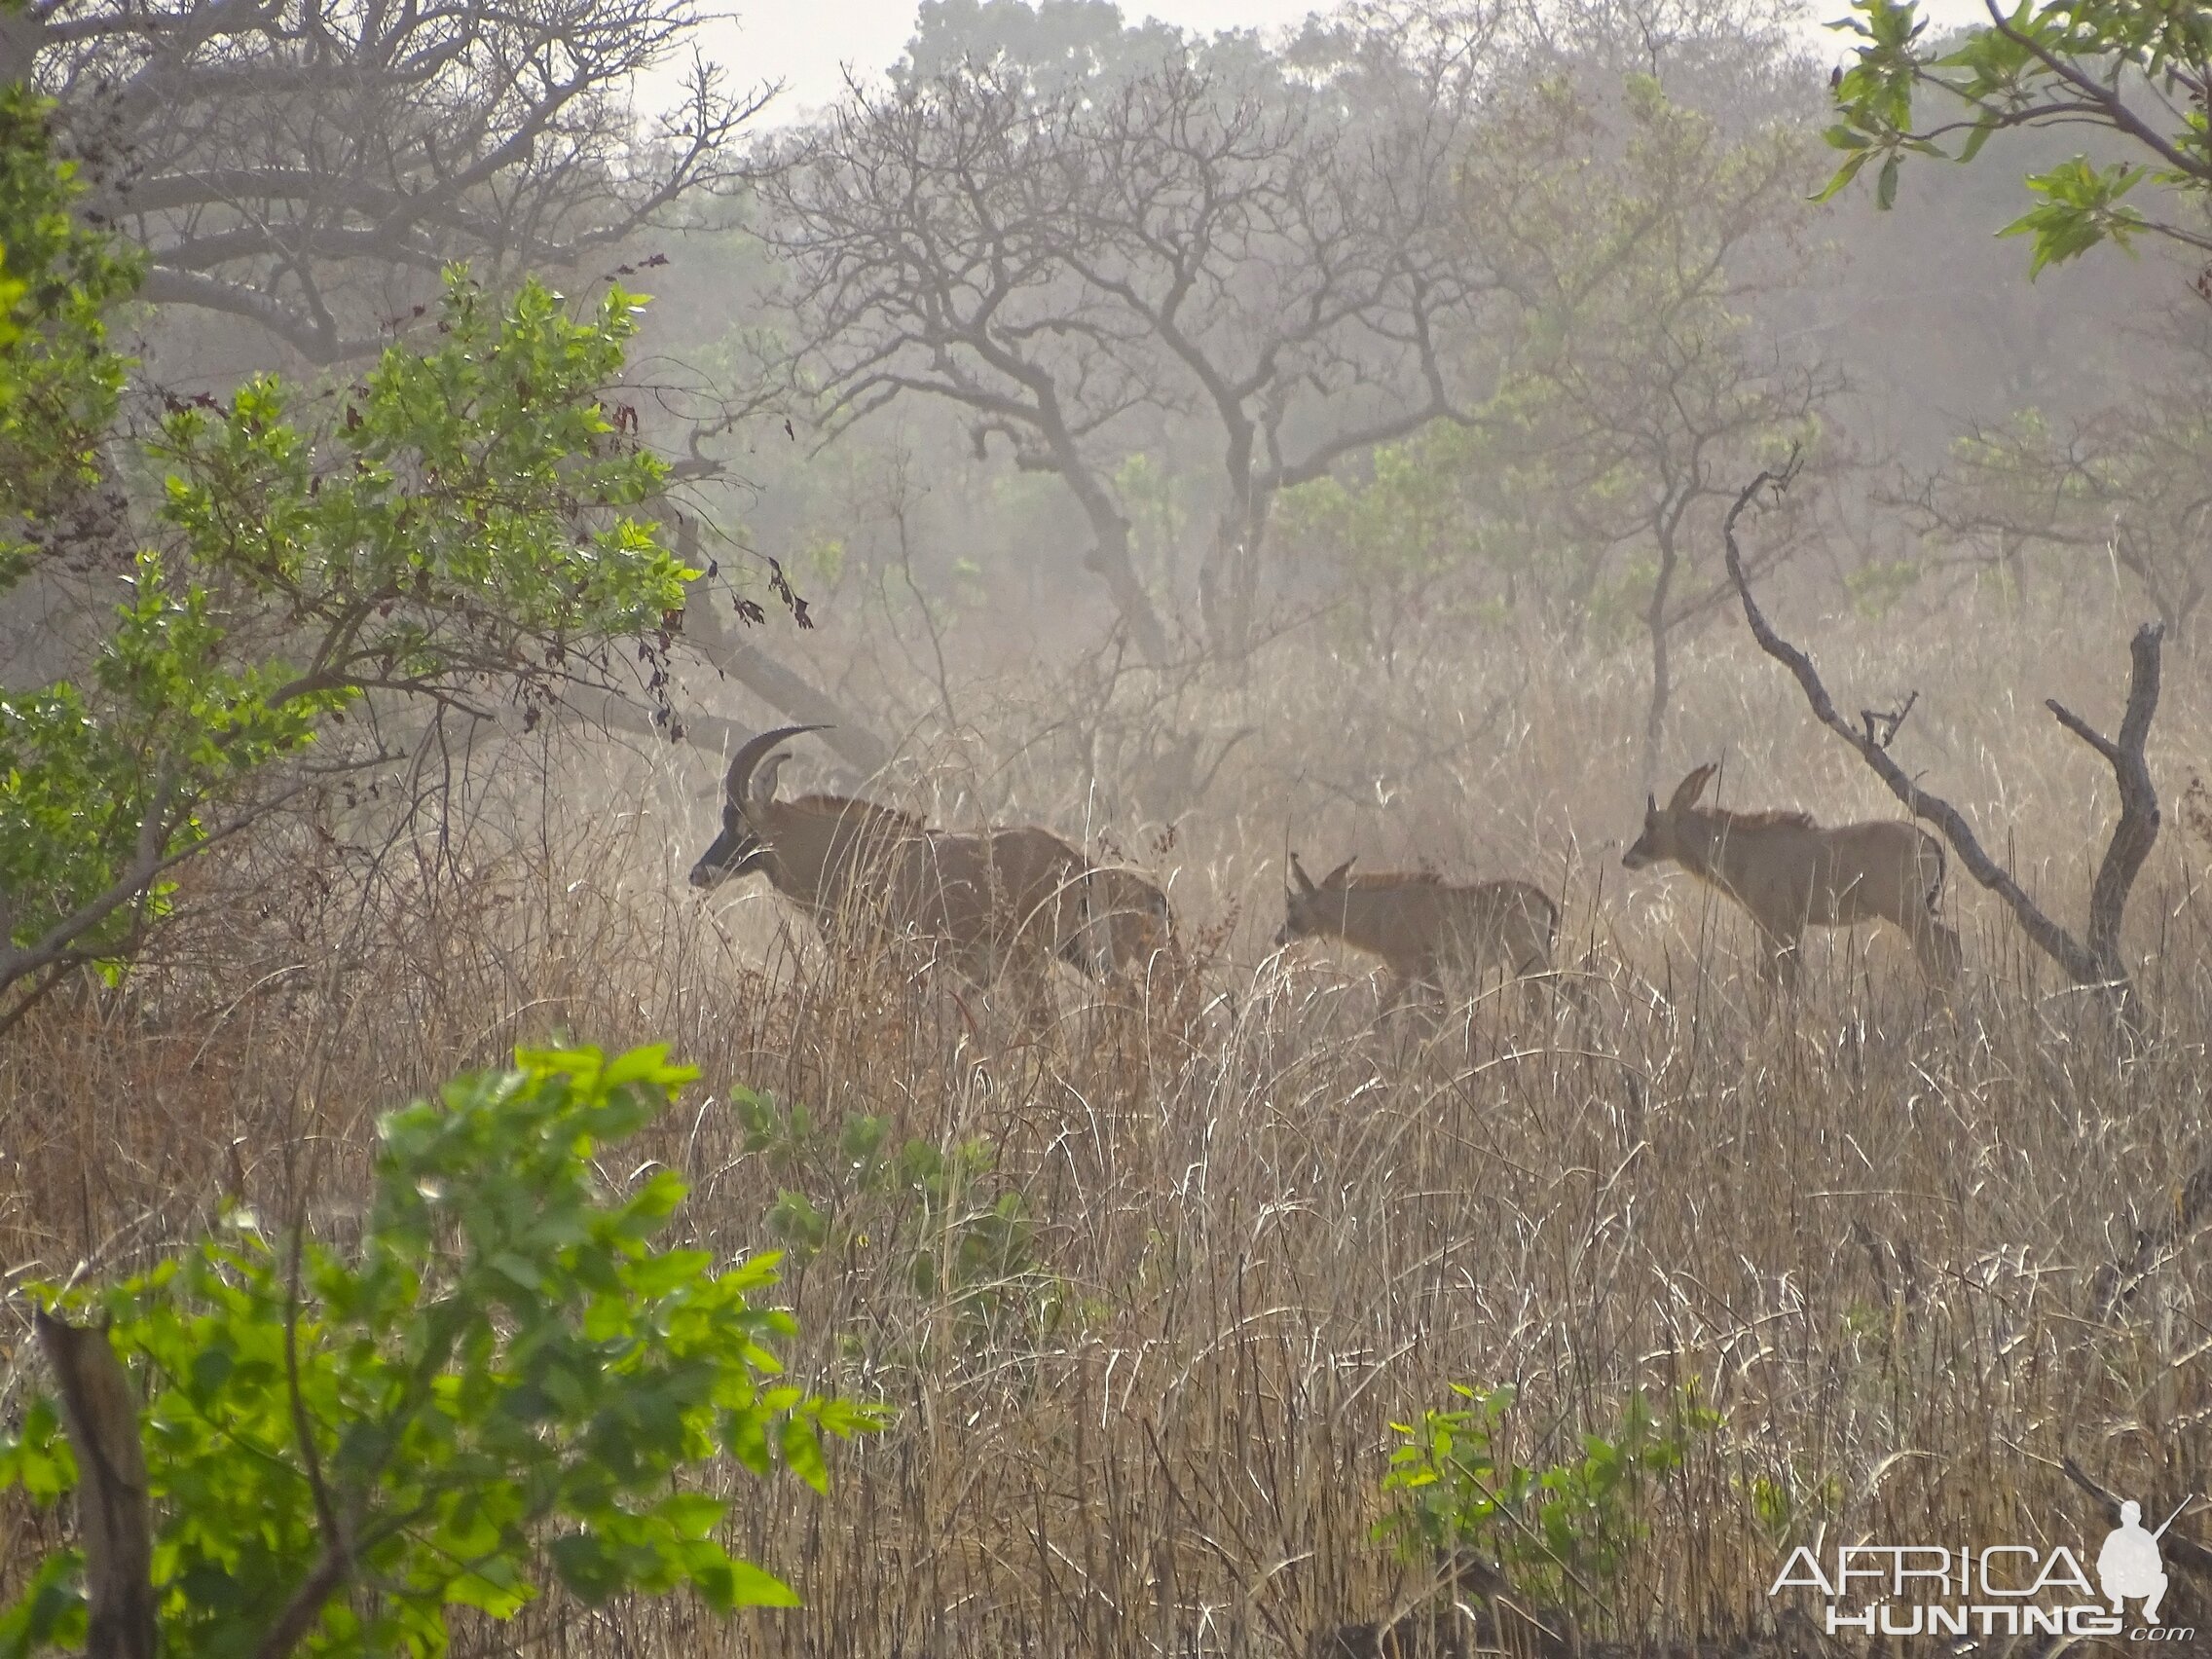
[27,0,765,364]
[756,16,1505,658]
[1060,18,1499,651]
[756,65,1171,657]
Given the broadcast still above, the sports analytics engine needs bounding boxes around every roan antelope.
[687,724,922,926]
[880,826,1089,1013]
[1275,854,1559,1011]
[1070,865,1177,979]
[882,829,1177,1006]
[1620,762,1961,986]
[688,725,1164,1009]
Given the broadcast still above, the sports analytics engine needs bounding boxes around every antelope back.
[775,794,928,918]
[1070,866,1174,977]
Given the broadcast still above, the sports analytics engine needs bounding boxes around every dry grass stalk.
[2,599,2207,1655]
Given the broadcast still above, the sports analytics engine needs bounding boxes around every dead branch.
[1861,690,1917,750]
[34,1309,156,1659]
[1721,456,2164,1002]
[42,0,768,365]
[2049,630,2164,974]
[680,585,893,781]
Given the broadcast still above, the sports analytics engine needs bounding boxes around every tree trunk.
[1198,487,1275,660]
[1079,506,1170,665]
[1642,535,1680,792]
[35,1309,156,1659]
[1197,430,1268,656]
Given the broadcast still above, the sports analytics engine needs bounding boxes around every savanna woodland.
[0,0,2208,1651]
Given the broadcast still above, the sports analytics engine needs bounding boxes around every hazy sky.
[705,0,1998,121]
[714,2,1320,117]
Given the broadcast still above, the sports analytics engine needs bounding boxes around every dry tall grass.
[2,590,2207,1656]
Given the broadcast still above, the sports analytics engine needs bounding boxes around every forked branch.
[1720,458,2163,1002]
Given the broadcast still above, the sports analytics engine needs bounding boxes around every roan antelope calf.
[1276,854,1559,1011]
[1621,762,1961,986]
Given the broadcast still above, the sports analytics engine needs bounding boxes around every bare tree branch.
[673,516,894,776]
[41,0,772,363]
[1721,455,2163,1002]
[758,19,1503,656]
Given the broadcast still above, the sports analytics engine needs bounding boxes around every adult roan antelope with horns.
[687,723,922,925]
[688,725,1173,1008]
[1621,761,1961,987]
[1275,853,1561,1012]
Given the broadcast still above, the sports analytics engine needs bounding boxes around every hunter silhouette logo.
[1767,1492,2200,1641]
[2098,1498,2185,1626]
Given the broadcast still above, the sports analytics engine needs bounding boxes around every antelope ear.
[1321,858,1355,888]
[1669,763,1716,812]
[1645,792,1658,814]
[750,750,793,812]
[1290,852,1316,896]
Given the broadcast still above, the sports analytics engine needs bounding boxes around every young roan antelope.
[1620,762,1961,987]
[1276,854,1560,1011]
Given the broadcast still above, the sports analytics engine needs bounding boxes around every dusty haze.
[5,0,2209,1652]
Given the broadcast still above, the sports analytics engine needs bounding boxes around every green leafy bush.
[0,85,139,568]
[0,1045,884,1657]
[732,1091,1051,1346]
[1378,1382,1717,1614]
[0,94,699,1018]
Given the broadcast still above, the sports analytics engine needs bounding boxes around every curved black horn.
[722,724,832,806]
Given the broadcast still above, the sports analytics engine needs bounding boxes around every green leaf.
[490,1251,544,1291]
[548,1532,625,1604]
[658,1491,729,1539]
[0,1396,77,1504]
[0,1552,86,1659]
[715,1558,802,1609]
[1812,149,1874,203]
[781,1413,830,1494]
